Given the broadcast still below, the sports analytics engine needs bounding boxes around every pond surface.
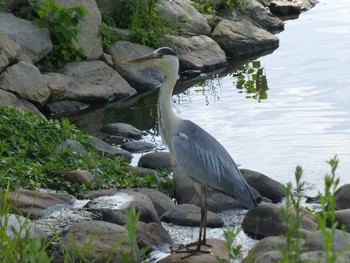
[75,0,350,197]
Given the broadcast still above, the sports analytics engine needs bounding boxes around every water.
[170,0,350,196]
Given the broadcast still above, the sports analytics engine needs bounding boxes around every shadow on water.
[70,50,274,137]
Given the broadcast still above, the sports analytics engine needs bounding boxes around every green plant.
[216,228,242,262]
[0,0,5,12]
[99,22,124,50]
[279,166,305,263]
[315,156,340,263]
[192,0,247,14]
[29,0,87,68]
[0,183,52,262]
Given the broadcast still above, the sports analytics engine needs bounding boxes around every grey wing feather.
[172,119,257,210]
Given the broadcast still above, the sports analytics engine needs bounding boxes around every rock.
[138,152,173,170]
[56,139,89,156]
[299,251,326,263]
[100,123,144,139]
[3,0,22,11]
[43,100,91,116]
[157,0,211,36]
[254,250,283,263]
[0,61,50,105]
[137,222,174,248]
[334,184,350,210]
[6,191,76,219]
[240,169,284,203]
[269,1,302,17]
[87,136,133,162]
[335,209,350,232]
[63,170,96,184]
[3,214,45,240]
[162,35,227,71]
[160,203,224,227]
[212,19,279,58]
[92,208,129,225]
[45,60,135,102]
[58,0,103,59]
[219,0,284,31]
[0,12,52,62]
[174,169,261,212]
[242,203,317,238]
[0,32,20,73]
[53,221,138,263]
[86,189,161,224]
[245,236,288,262]
[0,92,43,116]
[304,229,350,252]
[0,89,18,106]
[133,188,175,217]
[109,41,165,93]
[158,239,229,263]
[120,141,156,153]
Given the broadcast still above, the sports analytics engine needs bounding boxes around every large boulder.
[44,60,136,102]
[157,0,211,36]
[57,0,103,59]
[0,32,20,73]
[0,13,52,62]
[109,41,165,93]
[334,184,350,210]
[162,35,227,71]
[0,61,50,105]
[212,18,279,58]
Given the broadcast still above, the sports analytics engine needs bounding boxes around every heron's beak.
[127,53,162,64]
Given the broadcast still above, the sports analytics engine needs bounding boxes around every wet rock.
[157,0,211,37]
[0,13,52,62]
[94,208,129,225]
[0,32,20,73]
[218,0,284,31]
[44,100,91,116]
[63,170,96,184]
[160,204,224,227]
[0,61,50,105]
[138,152,173,170]
[245,236,288,262]
[212,19,279,58]
[334,184,350,210]
[123,166,163,178]
[4,214,45,239]
[46,60,136,102]
[53,221,138,263]
[87,136,133,162]
[109,41,165,93]
[137,222,174,248]
[335,209,350,232]
[83,189,118,200]
[86,189,161,224]
[162,35,227,71]
[242,203,317,238]
[304,229,350,252]
[269,1,302,17]
[174,170,261,211]
[133,188,175,217]
[58,0,103,60]
[121,141,156,153]
[240,169,284,203]
[100,123,144,140]
[56,139,89,156]
[158,239,229,263]
[6,191,76,219]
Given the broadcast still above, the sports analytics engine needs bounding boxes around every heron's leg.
[202,186,208,244]
[195,198,205,252]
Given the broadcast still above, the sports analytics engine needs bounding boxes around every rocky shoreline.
[2,0,350,262]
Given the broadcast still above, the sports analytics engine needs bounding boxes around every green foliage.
[0,0,5,12]
[28,0,86,68]
[315,156,340,263]
[99,22,124,50]
[0,184,52,262]
[192,0,247,14]
[232,60,269,102]
[216,228,242,262]
[0,107,173,196]
[279,166,305,263]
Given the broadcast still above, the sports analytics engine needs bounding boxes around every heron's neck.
[158,68,180,152]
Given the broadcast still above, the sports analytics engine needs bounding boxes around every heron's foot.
[172,242,212,259]
[178,240,212,249]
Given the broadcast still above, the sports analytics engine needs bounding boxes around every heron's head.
[128,47,179,73]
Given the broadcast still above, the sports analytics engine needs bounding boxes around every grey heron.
[129,47,258,254]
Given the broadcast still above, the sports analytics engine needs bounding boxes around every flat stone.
[138,152,173,170]
[100,123,144,139]
[160,203,224,227]
[120,141,156,153]
[43,100,91,116]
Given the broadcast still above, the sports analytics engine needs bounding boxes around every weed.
[216,228,242,262]
[99,22,125,50]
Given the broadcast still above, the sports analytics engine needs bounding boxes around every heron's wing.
[172,119,257,209]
